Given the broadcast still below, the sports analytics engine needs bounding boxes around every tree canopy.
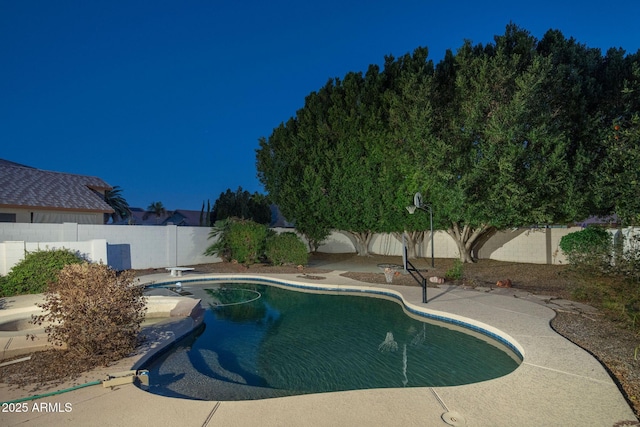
[212,187,271,225]
[256,24,640,261]
[594,59,640,225]
[146,201,166,216]
[103,186,130,224]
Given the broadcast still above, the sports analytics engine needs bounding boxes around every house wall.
[32,211,103,224]
[0,208,103,224]
[0,208,31,223]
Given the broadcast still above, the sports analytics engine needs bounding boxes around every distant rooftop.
[0,159,114,213]
[116,208,204,226]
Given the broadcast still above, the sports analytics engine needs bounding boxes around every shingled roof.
[118,208,203,226]
[0,160,114,213]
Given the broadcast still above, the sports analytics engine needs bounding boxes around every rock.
[496,279,512,288]
[429,276,445,284]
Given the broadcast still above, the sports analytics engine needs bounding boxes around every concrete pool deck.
[0,267,638,426]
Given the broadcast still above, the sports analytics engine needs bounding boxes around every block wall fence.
[0,222,592,275]
[311,226,578,265]
[0,223,216,275]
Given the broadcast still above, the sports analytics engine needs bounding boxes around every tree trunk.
[393,231,425,259]
[342,231,373,256]
[305,236,320,253]
[446,222,494,263]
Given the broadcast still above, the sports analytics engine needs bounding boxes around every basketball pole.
[402,233,408,273]
[404,244,427,304]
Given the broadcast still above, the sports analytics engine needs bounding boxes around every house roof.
[0,159,114,213]
[117,208,204,226]
[164,210,203,226]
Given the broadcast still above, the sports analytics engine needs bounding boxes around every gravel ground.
[1,253,638,418]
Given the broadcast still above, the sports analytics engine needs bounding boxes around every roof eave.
[0,203,114,214]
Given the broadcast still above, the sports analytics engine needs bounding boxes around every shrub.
[204,218,269,265]
[611,232,640,282]
[0,248,85,296]
[559,226,612,274]
[566,229,640,331]
[204,218,233,258]
[31,263,146,365]
[445,259,464,280]
[265,232,308,266]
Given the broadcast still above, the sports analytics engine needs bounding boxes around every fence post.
[166,225,178,267]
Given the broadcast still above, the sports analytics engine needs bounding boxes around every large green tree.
[212,187,271,225]
[258,82,336,252]
[594,57,640,225]
[535,29,619,219]
[258,55,434,256]
[257,24,640,261]
[418,27,577,262]
[381,48,436,257]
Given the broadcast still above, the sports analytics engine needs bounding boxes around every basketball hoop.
[413,192,423,208]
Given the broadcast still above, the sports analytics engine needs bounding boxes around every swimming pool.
[140,279,521,401]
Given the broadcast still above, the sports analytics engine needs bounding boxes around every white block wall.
[296,227,577,264]
[476,227,579,264]
[0,223,218,275]
[0,239,109,275]
[2,222,634,275]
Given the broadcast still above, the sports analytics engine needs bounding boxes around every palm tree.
[103,186,131,224]
[147,201,166,224]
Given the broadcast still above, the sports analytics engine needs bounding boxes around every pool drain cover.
[441,411,466,426]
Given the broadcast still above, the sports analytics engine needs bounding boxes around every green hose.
[1,379,102,405]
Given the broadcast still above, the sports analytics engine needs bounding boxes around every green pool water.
[141,282,521,401]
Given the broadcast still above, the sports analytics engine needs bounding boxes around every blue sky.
[2,1,639,211]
